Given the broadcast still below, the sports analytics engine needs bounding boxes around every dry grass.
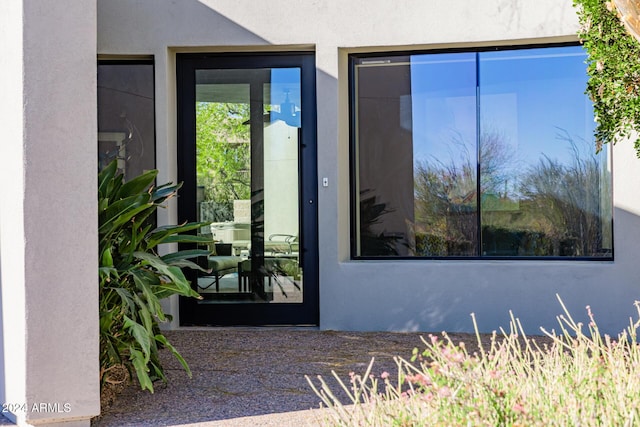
[308,296,640,426]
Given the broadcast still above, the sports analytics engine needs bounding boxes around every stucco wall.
[0,1,26,420]
[98,0,640,335]
[1,1,99,425]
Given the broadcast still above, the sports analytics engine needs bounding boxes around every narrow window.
[97,60,156,178]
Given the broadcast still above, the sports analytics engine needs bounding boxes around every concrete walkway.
[92,328,431,427]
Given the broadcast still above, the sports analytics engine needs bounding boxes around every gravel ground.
[0,328,555,427]
[92,328,444,426]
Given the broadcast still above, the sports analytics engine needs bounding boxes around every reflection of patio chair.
[238,257,300,296]
[240,234,299,257]
[210,222,250,255]
[265,234,298,255]
[198,243,241,293]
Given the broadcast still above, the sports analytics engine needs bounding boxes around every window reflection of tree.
[519,130,610,257]
[411,128,610,257]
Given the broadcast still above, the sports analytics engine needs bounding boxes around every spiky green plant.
[98,160,208,392]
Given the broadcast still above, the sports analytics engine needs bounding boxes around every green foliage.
[308,296,640,426]
[98,160,209,392]
[574,0,640,155]
[200,200,233,223]
[196,102,251,202]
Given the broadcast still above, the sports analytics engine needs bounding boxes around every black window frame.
[349,42,614,261]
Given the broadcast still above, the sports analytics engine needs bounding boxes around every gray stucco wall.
[98,0,640,336]
[0,1,99,425]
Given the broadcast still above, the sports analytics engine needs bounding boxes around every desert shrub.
[308,296,640,426]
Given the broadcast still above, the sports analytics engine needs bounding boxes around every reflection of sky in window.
[479,46,595,166]
[409,46,597,169]
[269,68,301,127]
[410,53,476,165]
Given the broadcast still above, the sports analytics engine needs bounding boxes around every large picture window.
[351,45,613,259]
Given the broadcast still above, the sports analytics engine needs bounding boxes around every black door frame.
[176,52,318,326]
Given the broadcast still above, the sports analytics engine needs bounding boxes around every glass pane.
[479,46,613,257]
[194,68,303,303]
[97,62,155,178]
[354,53,478,256]
[410,53,478,257]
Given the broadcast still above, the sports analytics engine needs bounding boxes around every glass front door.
[177,53,317,325]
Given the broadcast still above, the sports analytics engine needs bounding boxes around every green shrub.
[308,296,640,426]
[415,233,447,256]
[98,161,209,392]
[481,226,554,256]
[574,0,640,155]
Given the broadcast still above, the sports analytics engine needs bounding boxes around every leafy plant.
[574,0,640,155]
[196,102,251,203]
[98,160,209,392]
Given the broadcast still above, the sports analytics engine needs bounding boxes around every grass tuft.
[307,295,640,426]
